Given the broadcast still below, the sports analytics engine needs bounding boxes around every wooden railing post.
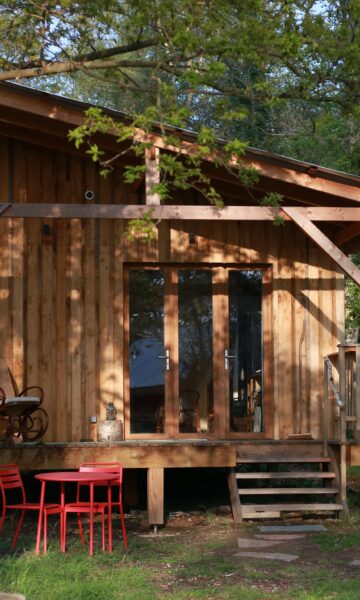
[338,345,347,508]
[323,357,329,457]
[356,345,360,442]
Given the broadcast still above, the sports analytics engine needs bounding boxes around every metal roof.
[1,81,359,190]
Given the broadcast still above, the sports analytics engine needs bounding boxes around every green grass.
[0,548,158,600]
[292,577,360,599]
[314,527,360,552]
[1,511,360,600]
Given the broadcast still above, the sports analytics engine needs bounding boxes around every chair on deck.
[0,464,61,552]
[0,359,48,442]
[64,462,127,550]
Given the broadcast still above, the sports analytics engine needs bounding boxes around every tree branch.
[73,38,159,63]
[0,58,165,81]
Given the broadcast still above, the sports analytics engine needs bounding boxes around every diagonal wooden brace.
[283,206,360,286]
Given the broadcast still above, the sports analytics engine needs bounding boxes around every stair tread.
[236,471,335,479]
[241,503,343,511]
[236,457,332,463]
[239,487,339,495]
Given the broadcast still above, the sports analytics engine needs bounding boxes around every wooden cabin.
[0,82,359,525]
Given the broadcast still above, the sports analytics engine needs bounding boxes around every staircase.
[228,442,344,521]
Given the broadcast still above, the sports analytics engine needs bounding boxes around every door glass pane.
[178,270,213,433]
[129,270,165,433]
[228,270,263,433]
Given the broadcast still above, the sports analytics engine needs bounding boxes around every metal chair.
[0,359,48,442]
[65,462,127,550]
[0,464,61,552]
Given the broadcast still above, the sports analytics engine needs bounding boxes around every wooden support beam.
[228,468,242,522]
[0,443,236,469]
[334,222,360,246]
[0,139,10,203]
[297,207,360,221]
[283,207,360,286]
[150,134,360,203]
[0,203,359,222]
[147,467,164,526]
[145,146,160,205]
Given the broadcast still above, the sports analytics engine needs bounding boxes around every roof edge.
[0,80,359,189]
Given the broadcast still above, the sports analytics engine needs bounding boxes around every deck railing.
[323,344,360,507]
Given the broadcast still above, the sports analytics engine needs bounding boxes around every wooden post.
[338,346,347,445]
[147,467,164,526]
[340,443,348,512]
[228,468,242,522]
[323,358,329,457]
[338,345,347,507]
[145,147,160,205]
[355,345,360,442]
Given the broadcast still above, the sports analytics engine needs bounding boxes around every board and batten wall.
[0,136,344,442]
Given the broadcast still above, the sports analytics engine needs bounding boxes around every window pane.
[178,270,213,433]
[228,270,263,433]
[129,270,165,433]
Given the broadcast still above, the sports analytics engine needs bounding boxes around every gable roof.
[0,80,359,281]
[0,80,358,207]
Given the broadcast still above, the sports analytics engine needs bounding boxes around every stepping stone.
[235,551,299,562]
[350,560,360,566]
[254,534,305,541]
[237,538,283,549]
[257,524,327,533]
[0,594,26,600]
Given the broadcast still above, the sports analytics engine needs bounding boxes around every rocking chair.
[0,359,48,442]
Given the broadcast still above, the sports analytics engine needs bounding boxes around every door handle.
[224,348,236,370]
[158,349,170,371]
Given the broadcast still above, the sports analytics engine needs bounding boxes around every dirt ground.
[124,506,360,597]
[1,504,360,600]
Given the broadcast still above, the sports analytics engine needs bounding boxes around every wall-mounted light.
[84,190,95,201]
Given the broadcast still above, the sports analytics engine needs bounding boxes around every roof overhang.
[0,81,359,284]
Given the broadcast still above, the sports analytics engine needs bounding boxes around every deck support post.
[147,467,164,527]
[228,468,242,522]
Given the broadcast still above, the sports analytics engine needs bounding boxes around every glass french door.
[125,266,266,438]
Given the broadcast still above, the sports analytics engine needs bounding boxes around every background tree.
[1,1,358,335]
[0,1,359,201]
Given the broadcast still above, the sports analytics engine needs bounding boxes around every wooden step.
[236,457,332,463]
[236,471,335,479]
[239,487,339,495]
[241,503,343,512]
[229,446,345,523]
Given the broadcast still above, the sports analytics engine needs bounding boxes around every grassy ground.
[1,470,360,600]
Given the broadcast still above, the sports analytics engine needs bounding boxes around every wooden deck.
[2,439,359,526]
[1,440,237,470]
[2,438,357,471]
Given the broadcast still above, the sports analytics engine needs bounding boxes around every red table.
[35,471,118,555]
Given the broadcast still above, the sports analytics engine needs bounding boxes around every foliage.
[345,254,360,341]
[127,210,158,243]
[1,1,359,109]
[0,1,360,217]
[68,103,253,211]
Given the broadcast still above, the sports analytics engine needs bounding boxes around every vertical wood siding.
[0,136,344,441]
